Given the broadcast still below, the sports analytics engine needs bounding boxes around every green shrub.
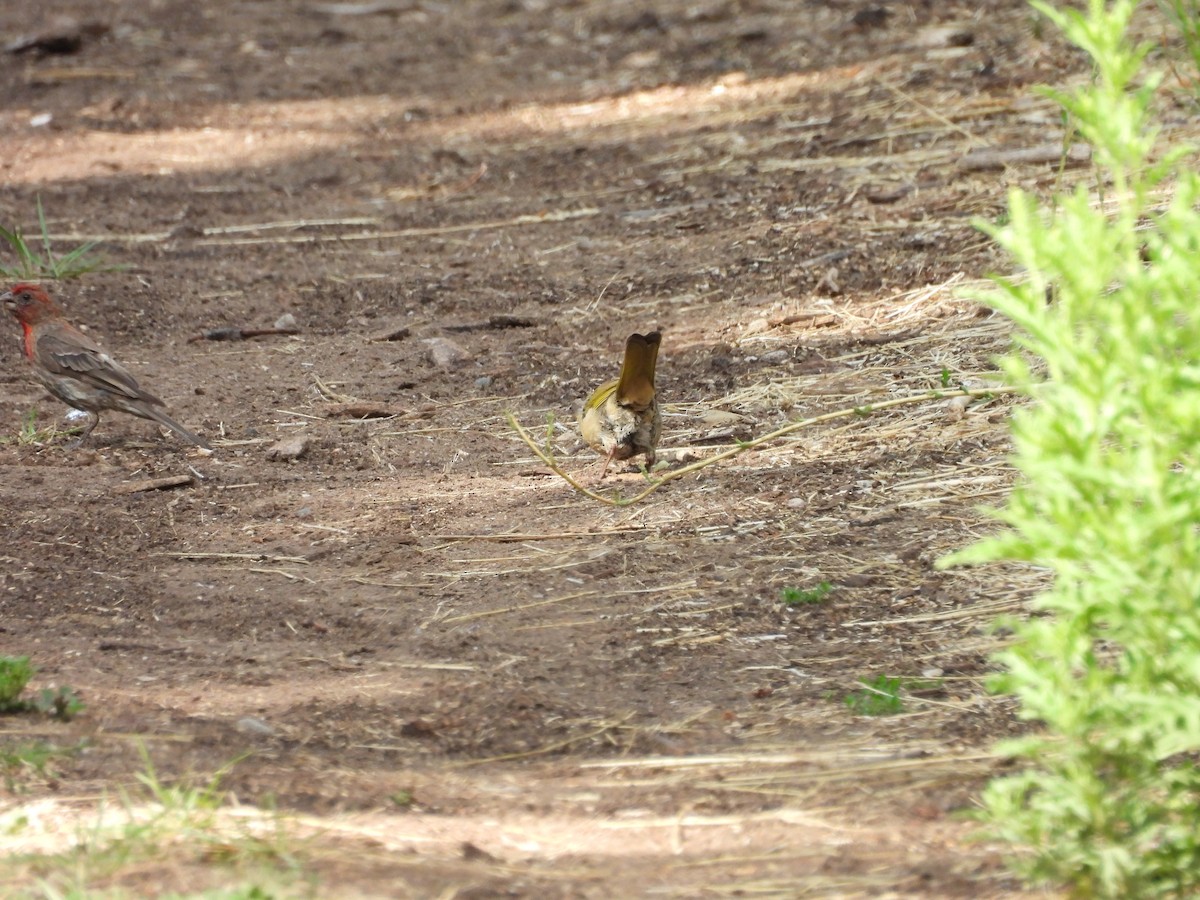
[0,656,36,711]
[942,1,1200,896]
[0,655,83,721]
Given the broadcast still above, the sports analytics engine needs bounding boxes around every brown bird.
[579,331,661,479]
[3,283,210,449]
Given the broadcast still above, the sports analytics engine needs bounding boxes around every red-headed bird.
[3,283,210,449]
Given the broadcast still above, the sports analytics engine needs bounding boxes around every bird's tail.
[615,331,661,409]
[146,406,211,450]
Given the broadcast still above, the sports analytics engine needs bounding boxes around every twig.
[432,528,645,542]
[115,474,194,494]
[246,567,317,583]
[187,326,300,343]
[440,589,601,625]
[201,216,382,235]
[506,414,623,504]
[509,386,1021,506]
[448,716,631,767]
[313,374,357,403]
[193,208,601,247]
[154,551,310,565]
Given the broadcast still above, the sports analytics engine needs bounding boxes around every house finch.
[578,331,661,479]
[3,283,210,450]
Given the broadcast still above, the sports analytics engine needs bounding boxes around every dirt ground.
[0,1,1091,896]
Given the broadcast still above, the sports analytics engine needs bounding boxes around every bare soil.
[0,1,1082,896]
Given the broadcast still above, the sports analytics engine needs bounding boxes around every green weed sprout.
[0,197,117,280]
[780,582,833,606]
[844,676,903,716]
[941,1,1200,895]
[0,656,84,721]
[0,408,81,446]
[0,657,36,711]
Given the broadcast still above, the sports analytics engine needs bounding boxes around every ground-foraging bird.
[3,283,210,450]
[579,331,661,479]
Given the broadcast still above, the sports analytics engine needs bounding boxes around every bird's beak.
[0,291,12,310]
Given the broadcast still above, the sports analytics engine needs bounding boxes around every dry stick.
[448,715,632,768]
[432,528,645,542]
[313,374,357,403]
[440,589,602,625]
[202,217,382,235]
[154,551,310,565]
[186,326,300,343]
[509,386,1022,507]
[193,207,601,247]
[879,80,983,147]
[246,567,316,583]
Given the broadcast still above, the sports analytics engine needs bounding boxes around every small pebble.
[424,336,469,369]
[743,317,770,336]
[266,434,310,461]
[235,716,275,736]
[699,410,744,427]
[945,395,971,421]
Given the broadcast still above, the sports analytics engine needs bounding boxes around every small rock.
[864,183,914,204]
[620,49,660,69]
[5,17,108,56]
[371,325,410,342]
[266,434,310,461]
[619,10,665,32]
[945,395,971,421]
[274,312,298,330]
[850,7,890,29]
[461,841,498,862]
[699,410,745,427]
[743,317,770,336]
[401,718,438,737]
[474,375,493,389]
[922,667,944,679]
[786,497,807,510]
[913,25,974,49]
[324,401,400,419]
[759,349,789,364]
[235,716,275,736]
[424,336,469,369]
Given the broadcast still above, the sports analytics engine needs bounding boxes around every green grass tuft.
[0,197,120,281]
[843,675,904,716]
[780,581,833,606]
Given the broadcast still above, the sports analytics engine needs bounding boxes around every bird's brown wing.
[35,332,164,406]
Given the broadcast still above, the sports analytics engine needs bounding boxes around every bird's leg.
[595,450,615,482]
[64,411,98,449]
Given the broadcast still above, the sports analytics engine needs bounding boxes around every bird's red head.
[2,283,59,325]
